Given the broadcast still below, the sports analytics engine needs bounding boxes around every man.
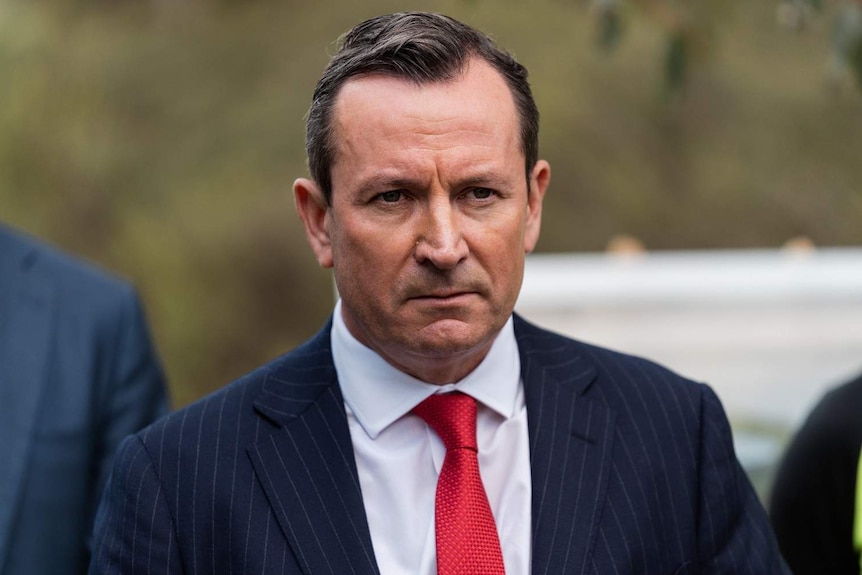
[0,223,169,575]
[89,12,789,574]
[770,371,862,574]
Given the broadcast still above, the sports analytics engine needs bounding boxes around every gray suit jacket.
[0,225,169,575]
[90,314,790,574]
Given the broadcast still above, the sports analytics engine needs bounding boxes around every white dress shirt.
[332,300,532,575]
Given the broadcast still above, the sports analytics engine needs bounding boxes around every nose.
[414,198,469,270]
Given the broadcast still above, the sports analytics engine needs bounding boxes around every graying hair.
[305,12,540,203]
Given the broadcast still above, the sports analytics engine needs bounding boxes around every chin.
[410,321,493,357]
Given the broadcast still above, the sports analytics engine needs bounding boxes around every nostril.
[413,235,468,269]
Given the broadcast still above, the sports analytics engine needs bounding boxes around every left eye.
[380,190,403,202]
[470,188,493,199]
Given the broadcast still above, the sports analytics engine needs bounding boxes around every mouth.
[409,291,478,303]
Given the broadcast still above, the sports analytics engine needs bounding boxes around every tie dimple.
[413,392,506,575]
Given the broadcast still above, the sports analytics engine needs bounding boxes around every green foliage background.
[2,0,861,407]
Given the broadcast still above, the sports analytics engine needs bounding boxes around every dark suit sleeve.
[695,385,790,574]
[89,435,182,574]
[87,287,170,549]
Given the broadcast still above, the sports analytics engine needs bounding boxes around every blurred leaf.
[776,0,817,31]
[850,43,862,89]
[833,2,862,88]
[597,6,626,51]
[664,31,688,93]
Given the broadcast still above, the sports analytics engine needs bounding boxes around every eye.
[379,190,403,203]
[469,187,494,200]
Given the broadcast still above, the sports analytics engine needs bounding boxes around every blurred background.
[2,0,862,498]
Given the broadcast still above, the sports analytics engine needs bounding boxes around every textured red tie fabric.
[413,392,506,575]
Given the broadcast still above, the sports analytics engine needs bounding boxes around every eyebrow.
[456,173,510,189]
[356,170,511,193]
[357,175,423,193]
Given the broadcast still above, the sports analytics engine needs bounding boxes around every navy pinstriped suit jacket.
[89,315,790,574]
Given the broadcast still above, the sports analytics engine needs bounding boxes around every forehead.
[330,58,521,163]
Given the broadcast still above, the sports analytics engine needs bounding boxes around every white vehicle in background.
[517,243,862,497]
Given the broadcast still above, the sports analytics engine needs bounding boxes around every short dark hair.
[305,12,540,203]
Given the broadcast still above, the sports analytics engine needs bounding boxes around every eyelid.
[463,186,496,199]
[374,189,408,203]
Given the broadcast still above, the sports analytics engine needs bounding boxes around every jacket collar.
[249,318,381,575]
[515,314,616,575]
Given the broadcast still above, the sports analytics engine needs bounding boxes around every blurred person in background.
[770,371,862,574]
[89,12,789,574]
[0,223,169,575]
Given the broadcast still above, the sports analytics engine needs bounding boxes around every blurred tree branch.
[831,0,862,87]
[586,0,862,94]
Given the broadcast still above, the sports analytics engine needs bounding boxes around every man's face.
[295,58,549,383]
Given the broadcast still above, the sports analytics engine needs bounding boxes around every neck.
[379,345,493,385]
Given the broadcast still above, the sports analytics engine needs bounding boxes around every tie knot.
[412,392,478,452]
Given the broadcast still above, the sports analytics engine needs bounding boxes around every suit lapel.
[0,240,53,563]
[515,315,617,575]
[248,325,379,575]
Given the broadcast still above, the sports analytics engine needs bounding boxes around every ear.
[293,177,334,268]
[524,159,550,254]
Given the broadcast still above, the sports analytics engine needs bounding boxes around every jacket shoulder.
[1,224,135,306]
[136,322,335,455]
[514,313,702,395]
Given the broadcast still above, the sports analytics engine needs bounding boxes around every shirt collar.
[332,299,521,439]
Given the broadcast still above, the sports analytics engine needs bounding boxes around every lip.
[409,291,477,303]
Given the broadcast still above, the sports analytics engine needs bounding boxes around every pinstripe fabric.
[90,315,790,574]
[517,315,789,574]
[90,321,378,575]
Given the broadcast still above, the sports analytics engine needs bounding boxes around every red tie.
[413,392,506,575]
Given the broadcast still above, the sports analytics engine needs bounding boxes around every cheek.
[477,217,526,259]
[342,230,397,266]
[333,226,409,288]
[476,222,526,292]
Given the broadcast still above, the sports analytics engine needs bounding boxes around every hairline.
[319,54,536,204]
